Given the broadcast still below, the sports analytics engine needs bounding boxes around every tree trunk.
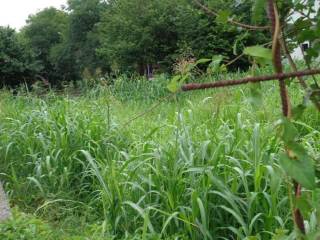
[146,64,153,80]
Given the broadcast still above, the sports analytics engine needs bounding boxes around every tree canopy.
[0,0,318,87]
[0,27,42,87]
[22,7,69,84]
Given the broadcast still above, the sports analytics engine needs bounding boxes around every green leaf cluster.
[278,119,316,190]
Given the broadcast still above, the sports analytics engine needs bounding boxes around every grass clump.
[0,73,319,239]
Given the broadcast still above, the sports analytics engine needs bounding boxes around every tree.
[97,0,268,76]
[0,27,42,88]
[66,0,105,77]
[177,0,269,69]
[22,7,69,84]
[97,0,183,76]
[22,1,105,85]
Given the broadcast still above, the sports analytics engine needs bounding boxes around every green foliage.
[0,27,42,87]
[97,0,183,74]
[278,119,316,189]
[67,0,104,74]
[0,208,59,240]
[167,75,183,93]
[244,46,272,60]
[167,55,226,93]
[244,46,272,66]
[2,0,318,86]
[97,0,268,75]
[279,152,315,190]
[216,10,231,25]
[20,0,104,85]
[0,208,121,239]
[1,71,319,239]
[22,8,69,84]
[167,58,196,93]
[286,0,320,64]
[2,0,271,85]
[252,0,266,23]
[1,0,320,238]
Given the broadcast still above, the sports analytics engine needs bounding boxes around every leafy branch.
[193,0,270,30]
[176,0,320,236]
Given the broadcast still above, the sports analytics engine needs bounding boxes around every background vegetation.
[0,0,269,87]
[0,0,320,239]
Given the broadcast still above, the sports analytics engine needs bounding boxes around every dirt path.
[0,182,11,221]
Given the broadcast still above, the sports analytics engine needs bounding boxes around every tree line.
[0,0,269,87]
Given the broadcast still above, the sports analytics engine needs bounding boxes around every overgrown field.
[0,73,319,239]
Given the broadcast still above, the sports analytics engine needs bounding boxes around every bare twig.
[225,53,245,67]
[122,94,175,126]
[299,45,319,87]
[280,31,308,89]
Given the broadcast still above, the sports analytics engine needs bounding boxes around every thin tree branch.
[122,94,175,126]
[181,69,320,91]
[269,0,305,234]
[279,32,308,89]
[225,53,245,66]
[299,45,319,87]
[269,1,291,117]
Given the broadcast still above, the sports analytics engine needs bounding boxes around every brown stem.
[193,0,270,30]
[268,0,305,234]
[278,80,291,117]
[268,1,290,116]
[181,69,320,91]
[294,181,306,234]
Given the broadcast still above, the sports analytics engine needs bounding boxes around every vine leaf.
[279,151,315,190]
[295,193,312,217]
[196,58,211,65]
[216,10,231,25]
[167,74,189,93]
[281,119,298,144]
[167,75,182,93]
[207,55,226,74]
[279,120,316,190]
[244,46,272,60]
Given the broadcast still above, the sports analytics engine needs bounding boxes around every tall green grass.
[0,73,319,239]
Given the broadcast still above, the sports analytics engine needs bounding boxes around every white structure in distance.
[291,1,320,59]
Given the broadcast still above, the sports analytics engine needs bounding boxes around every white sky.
[0,0,67,30]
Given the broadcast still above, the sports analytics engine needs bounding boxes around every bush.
[0,208,59,240]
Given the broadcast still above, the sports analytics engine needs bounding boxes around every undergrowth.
[0,72,319,239]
